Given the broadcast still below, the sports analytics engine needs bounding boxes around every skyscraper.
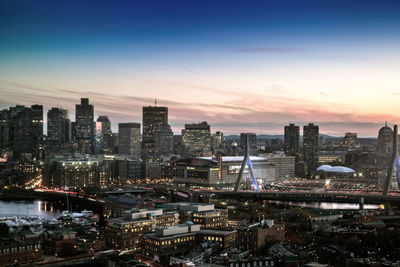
[211,131,224,152]
[96,116,112,136]
[75,98,94,154]
[284,124,299,157]
[303,123,319,176]
[119,123,141,159]
[95,116,112,154]
[142,106,168,159]
[342,132,357,149]
[0,109,10,149]
[7,105,43,159]
[154,124,173,158]
[377,122,393,156]
[47,107,71,145]
[182,121,211,157]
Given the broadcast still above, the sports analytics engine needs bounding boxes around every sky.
[1,0,400,137]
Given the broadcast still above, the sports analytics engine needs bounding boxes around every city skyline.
[1,0,400,136]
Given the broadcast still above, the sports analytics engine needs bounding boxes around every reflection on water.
[0,200,61,218]
[268,200,381,210]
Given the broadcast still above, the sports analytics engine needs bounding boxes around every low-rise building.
[105,208,177,249]
[172,156,274,189]
[163,202,228,229]
[237,220,285,253]
[44,228,77,257]
[142,223,200,264]
[0,241,41,266]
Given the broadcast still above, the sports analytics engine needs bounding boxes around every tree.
[0,223,9,239]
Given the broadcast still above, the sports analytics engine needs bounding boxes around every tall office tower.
[31,105,43,141]
[95,116,112,154]
[75,98,94,154]
[7,105,43,159]
[0,109,10,149]
[212,131,224,151]
[154,124,173,158]
[303,123,319,176]
[182,121,211,157]
[142,106,168,159]
[119,123,141,159]
[47,107,71,145]
[284,124,300,157]
[240,133,257,149]
[343,132,357,149]
[377,122,393,155]
[96,116,112,136]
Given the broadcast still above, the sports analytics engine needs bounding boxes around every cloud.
[0,79,395,137]
[233,47,306,54]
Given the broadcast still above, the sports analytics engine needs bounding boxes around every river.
[0,199,63,219]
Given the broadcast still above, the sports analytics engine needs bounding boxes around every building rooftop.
[198,229,236,236]
[316,165,355,173]
[197,156,267,162]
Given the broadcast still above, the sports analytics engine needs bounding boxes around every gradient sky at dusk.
[1,0,400,136]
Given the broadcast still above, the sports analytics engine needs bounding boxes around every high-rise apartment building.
[303,123,319,176]
[284,124,299,157]
[47,107,71,145]
[74,98,94,154]
[182,122,211,157]
[154,124,173,158]
[142,106,168,159]
[118,123,141,159]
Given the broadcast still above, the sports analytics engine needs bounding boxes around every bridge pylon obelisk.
[234,134,249,192]
[383,124,398,196]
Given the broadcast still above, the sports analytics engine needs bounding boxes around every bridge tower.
[383,124,399,195]
[234,133,259,192]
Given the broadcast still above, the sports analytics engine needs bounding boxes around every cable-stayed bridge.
[200,128,400,206]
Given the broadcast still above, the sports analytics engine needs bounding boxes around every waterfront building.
[0,241,42,265]
[44,158,106,188]
[172,156,273,189]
